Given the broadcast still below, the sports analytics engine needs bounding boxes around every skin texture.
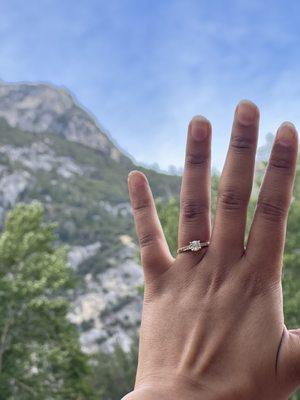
[123,100,300,400]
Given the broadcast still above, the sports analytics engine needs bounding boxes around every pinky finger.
[128,171,173,279]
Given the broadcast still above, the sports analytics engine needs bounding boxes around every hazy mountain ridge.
[0,82,181,352]
[0,82,126,162]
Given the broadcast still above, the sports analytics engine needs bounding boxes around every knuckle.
[240,271,271,298]
[269,149,294,175]
[230,135,255,154]
[207,272,226,293]
[139,231,158,248]
[257,196,287,222]
[218,186,248,211]
[132,200,150,215]
[143,284,160,304]
[181,200,208,221]
[185,152,209,168]
[241,261,281,298]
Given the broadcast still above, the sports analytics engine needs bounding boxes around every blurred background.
[0,1,299,399]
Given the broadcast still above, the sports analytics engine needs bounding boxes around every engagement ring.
[177,240,210,254]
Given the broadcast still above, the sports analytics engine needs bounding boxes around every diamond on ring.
[190,240,202,251]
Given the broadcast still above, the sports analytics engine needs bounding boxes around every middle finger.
[211,100,259,259]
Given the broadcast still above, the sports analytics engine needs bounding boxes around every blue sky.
[1,0,300,171]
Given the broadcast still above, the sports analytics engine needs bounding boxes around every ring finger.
[178,116,212,257]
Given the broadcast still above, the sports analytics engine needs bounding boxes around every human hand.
[124,101,300,399]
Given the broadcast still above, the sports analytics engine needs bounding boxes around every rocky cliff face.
[0,83,123,161]
[0,82,181,353]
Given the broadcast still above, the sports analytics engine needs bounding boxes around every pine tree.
[0,202,93,399]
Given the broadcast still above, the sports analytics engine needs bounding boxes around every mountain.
[0,82,181,352]
[0,83,124,160]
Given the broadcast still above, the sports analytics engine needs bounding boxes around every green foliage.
[156,198,179,257]
[0,202,93,399]
[0,118,181,279]
[91,339,138,400]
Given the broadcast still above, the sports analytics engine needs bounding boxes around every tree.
[156,198,179,256]
[91,339,138,400]
[0,202,93,399]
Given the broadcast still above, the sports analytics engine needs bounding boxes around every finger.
[211,100,259,258]
[178,116,211,254]
[280,329,300,391]
[128,171,173,278]
[246,122,298,277]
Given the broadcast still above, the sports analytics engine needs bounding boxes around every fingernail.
[191,117,209,141]
[128,170,139,183]
[236,100,259,126]
[128,170,146,187]
[277,122,297,147]
[128,170,138,179]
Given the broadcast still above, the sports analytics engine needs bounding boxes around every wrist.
[122,377,217,400]
[122,387,195,400]
[122,388,170,400]
[122,373,251,400]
